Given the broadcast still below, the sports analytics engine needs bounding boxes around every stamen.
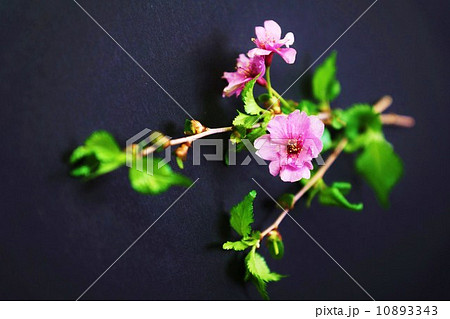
[287,139,301,154]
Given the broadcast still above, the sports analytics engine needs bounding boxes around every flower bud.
[268,229,282,241]
[184,119,208,135]
[175,142,191,161]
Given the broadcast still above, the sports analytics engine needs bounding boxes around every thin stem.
[373,95,393,113]
[380,113,415,128]
[259,138,348,239]
[169,126,233,146]
[266,66,273,97]
[141,126,233,156]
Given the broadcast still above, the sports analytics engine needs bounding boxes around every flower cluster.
[222,20,297,98]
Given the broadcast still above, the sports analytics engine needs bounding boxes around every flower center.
[287,139,302,155]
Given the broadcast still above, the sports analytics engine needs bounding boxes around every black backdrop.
[1,0,449,300]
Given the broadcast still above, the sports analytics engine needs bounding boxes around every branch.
[259,138,348,239]
[141,126,233,156]
[380,113,415,128]
[140,95,414,158]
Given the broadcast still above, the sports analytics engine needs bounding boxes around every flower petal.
[222,72,248,97]
[267,115,289,139]
[248,47,272,58]
[277,48,297,64]
[279,165,311,182]
[286,110,308,139]
[307,115,325,139]
[254,135,279,161]
[255,26,267,42]
[264,20,282,40]
[280,32,295,47]
[268,160,281,177]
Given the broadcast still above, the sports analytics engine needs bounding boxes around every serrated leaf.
[356,139,403,207]
[232,111,260,129]
[312,51,341,103]
[69,130,126,179]
[318,182,363,211]
[229,190,256,237]
[129,157,192,195]
[223,241,249,251]
[246,126,267,144]
[242,78,265,115]
[245,248,284,282]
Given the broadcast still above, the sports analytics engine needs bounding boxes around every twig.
[380,113,415,128]
[141,126,233,156]
[373,95,393,113]
[259,138,348,239]
[140,95,414,158]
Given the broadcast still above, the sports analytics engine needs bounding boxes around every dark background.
[1,0,449,300]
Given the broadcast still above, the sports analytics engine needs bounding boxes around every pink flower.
[222,54,266,98]
[254,110,324,182]
[248,20,297,64]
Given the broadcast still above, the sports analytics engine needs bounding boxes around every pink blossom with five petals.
[248,20,297,64]
[254,110,324,182]
[222,54,266,98]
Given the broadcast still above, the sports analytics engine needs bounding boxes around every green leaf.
[318,182,363,211]
[321,127,332,152]
[175,157,184,169]
[245,248,284,299]
[232,111,260,129]
[245,249,284,282]
[312,51,341,103]
[297,100,319,115]
[356,139,403,207]
[242,230,261,245]
[83,130,123,162]
[343,104,382,152]
[242,78,265,115]
[250,275,269,300]
[69,130,126,179]
[229,190,256,237]
[278,193,294,210]
[246,126,267,143]
[129,157,192,195]
[223,241,249,251]
[229,126,247,144]
[330,109,346,129]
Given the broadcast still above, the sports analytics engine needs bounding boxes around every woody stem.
[259,138,348,239]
